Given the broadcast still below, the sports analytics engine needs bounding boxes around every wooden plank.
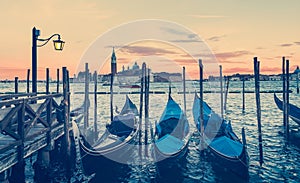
[0,108,13,122]
[0,93,35,101]
[0,151,18,173]
[0,141,21,154]
[0,105,21,130]
[17,100,25,163]
[2,128,20,140]
[24,100,49,136]
[52,99,60,109]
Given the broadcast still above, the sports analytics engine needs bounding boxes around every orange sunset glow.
[0,0,299,80]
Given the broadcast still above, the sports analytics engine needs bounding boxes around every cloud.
[261,57,274,61]
[294,42,300,45]
[188,15,227,18]
[160,27,189,36]
[223,67,253,73]
[188,34,198,39]
[173,59,198,64]
[160,27,201,43]
[219,60,244,64]
[119,45,177,56]
[260,67,281,73]
[188,51,251,64]
[160,27,197,38]
[279,43,293,47]
[115,58,129,64]
[105,45,123,49]
[170,39,202,43]
[223,66,283,74]
[215,50,252,60]
[207,35,226,42]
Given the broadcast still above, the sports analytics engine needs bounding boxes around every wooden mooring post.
[282,57,286,127]
[138,63,145,157]
[183,66,186,114]
[242,76,245,113]
[14,77,18,94]
[219,65,224,118]
[27,69,30,93]
[144,66,149,156]
[297,71,299,94]
[94,71,98,142]
[254,57,263,166]
[62,67,71,176]
[224,76,230,112]
[35,69,54,180]
[46,68,50,94]
[242,127,247,147]
[34,67,55,178]
[57,68,60,93]
[84,63,89,129]
[67,70,70,115]
[148,68,154,142]
[110,64,114,122]
[285,60,290,137]
[199,59,204,139]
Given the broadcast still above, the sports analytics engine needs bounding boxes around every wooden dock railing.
[0,93,67,172]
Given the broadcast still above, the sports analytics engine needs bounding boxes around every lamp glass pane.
[53,40,65,51]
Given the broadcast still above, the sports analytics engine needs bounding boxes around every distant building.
[76,45,205,84]
[208,76,221,81]
[98,49,183,83]
[259,75,269,81]
[76,71,92,82]
[153,72,182,82]
[290,66,300,81]
[268,74,281,81]
[208,73,252,81]
[116,62,146,84]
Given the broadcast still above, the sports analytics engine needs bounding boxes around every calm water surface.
[1,80,299,182]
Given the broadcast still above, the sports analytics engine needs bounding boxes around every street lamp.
[32,27,65,94]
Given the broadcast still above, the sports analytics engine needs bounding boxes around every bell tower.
[111,47,117,76]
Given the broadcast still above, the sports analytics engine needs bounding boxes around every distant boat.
[102,81,110,86]
[118,84,141,89]
[192,93,249,178]
[153,94,190,161]
[274,93,300,125]
[74,95,139,159]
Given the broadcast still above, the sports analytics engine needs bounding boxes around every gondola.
[74,95,139,161]
[192,93,249,178]
[153,93,190,162]
[274,93,300,125]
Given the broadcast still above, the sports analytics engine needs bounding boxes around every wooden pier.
[0,67,72,182]
[0,93,71,176]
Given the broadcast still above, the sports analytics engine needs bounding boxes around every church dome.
[132,62,140,70]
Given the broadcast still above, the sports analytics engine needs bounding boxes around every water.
[1,80,300,182]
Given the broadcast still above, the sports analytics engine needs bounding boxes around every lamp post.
[32,27,65,94]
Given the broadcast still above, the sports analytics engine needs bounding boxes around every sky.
[0,0,299,80]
